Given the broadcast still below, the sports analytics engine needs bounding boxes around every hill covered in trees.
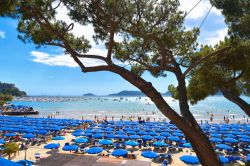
[0,82,26,96]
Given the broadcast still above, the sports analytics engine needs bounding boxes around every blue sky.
[0,0,228,96]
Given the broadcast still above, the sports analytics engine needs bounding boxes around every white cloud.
[201,28,228,46]
[179,0,221,20]
[0,31,5,38]
[30,51,108,68]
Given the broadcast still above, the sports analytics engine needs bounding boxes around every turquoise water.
[13,96,250,122]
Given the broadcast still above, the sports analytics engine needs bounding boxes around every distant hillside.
[108,90,145,96]
[108,90,172,97]
[83,93,96,97]
[0,81,26,97]
[162,91,171,96]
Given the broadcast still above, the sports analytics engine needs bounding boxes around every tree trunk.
[175,74,221,166]
[106,65,222,166]
[221,87,250,117]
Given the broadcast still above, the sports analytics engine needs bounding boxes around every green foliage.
[210,0,250,40]
[3,142,19,159]
[0,82,26,97]
[0,94,13,106]
[168,84,179,99]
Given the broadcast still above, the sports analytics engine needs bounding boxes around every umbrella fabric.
[99,139,113,145]
[86,147,103,154]
[173,132,184,137]
[111,149,128,157]
[0,139,5,144]
[223,137,238,143]
[37,130,48,135]
[129,135,140,140]
[62,145,78,151]
[210,133,221,137]
[74,138,88,143]
[183,143,192,148]
[209,137,222,143]
[154,135,165,141]
[137,131,148,135]
[223,134,236,138]
[141,151,158,159]
[237,134,250,139]
[141,135,154,141]
[72,132,85,137]
[106,134,116,139]
[4,133,16,137]
[44,143,60,149]
[0,158,22,166]
[153,142,168,147]
[239,138,250,143]
[160,132,171,137]
[180,155,199,164]
[168,136,181,142]
[92,133,103,139]
[52,136,65,140]
[16,160,33,166]
[125,141,139,147]
[219,156,229,164]
[23,133,35,139]
[216,144,232,150]
[116,134,128,139]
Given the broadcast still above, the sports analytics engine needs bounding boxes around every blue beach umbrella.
[62,145,78,151]
[141,151,158,159]
[129,135,140,140]
[37,130,48,135]
[99,139,113,145]
[52,136,65,140]
[180,155,199,164]
[209,137,222,143]
[125,141,139,147]
[106,133,116,139]
[153,142,168,147]
[216,144,232,150]
[148,132,158,136]
[239,138,250,143]
[154,135,165,141]
[223,137,238,143]
[16,160,34,166]
[210,133,221,137]
[72,132,85,137]
[116,134,128,139]
[173,132,184,137]
[223,134,236,138]
[141,135,154,141]
[168,136,181,142]
[74,138,88,143]
[92,133,103,139]
[137,131,148,135]
[4,133,16,137]
[219,156,229,164]
[23,133,35,139]
[237,134,250,139]
[160,132,171,137]
[0,139,5,144]
[126,131,136,135]
[44,143,60,149]
[183,143,192,148]
[0,158,22,166]
[86,147,103,154]
[112,149,128,157]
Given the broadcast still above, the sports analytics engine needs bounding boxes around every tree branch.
[76,54,107,62]
[224,70,244,85]
[182,46,230,78]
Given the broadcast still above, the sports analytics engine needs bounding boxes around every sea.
[12,96,250,123]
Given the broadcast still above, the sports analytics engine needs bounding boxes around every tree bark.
[176,75,221,166]
[104,65,222,166]
[221,88,250,117]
